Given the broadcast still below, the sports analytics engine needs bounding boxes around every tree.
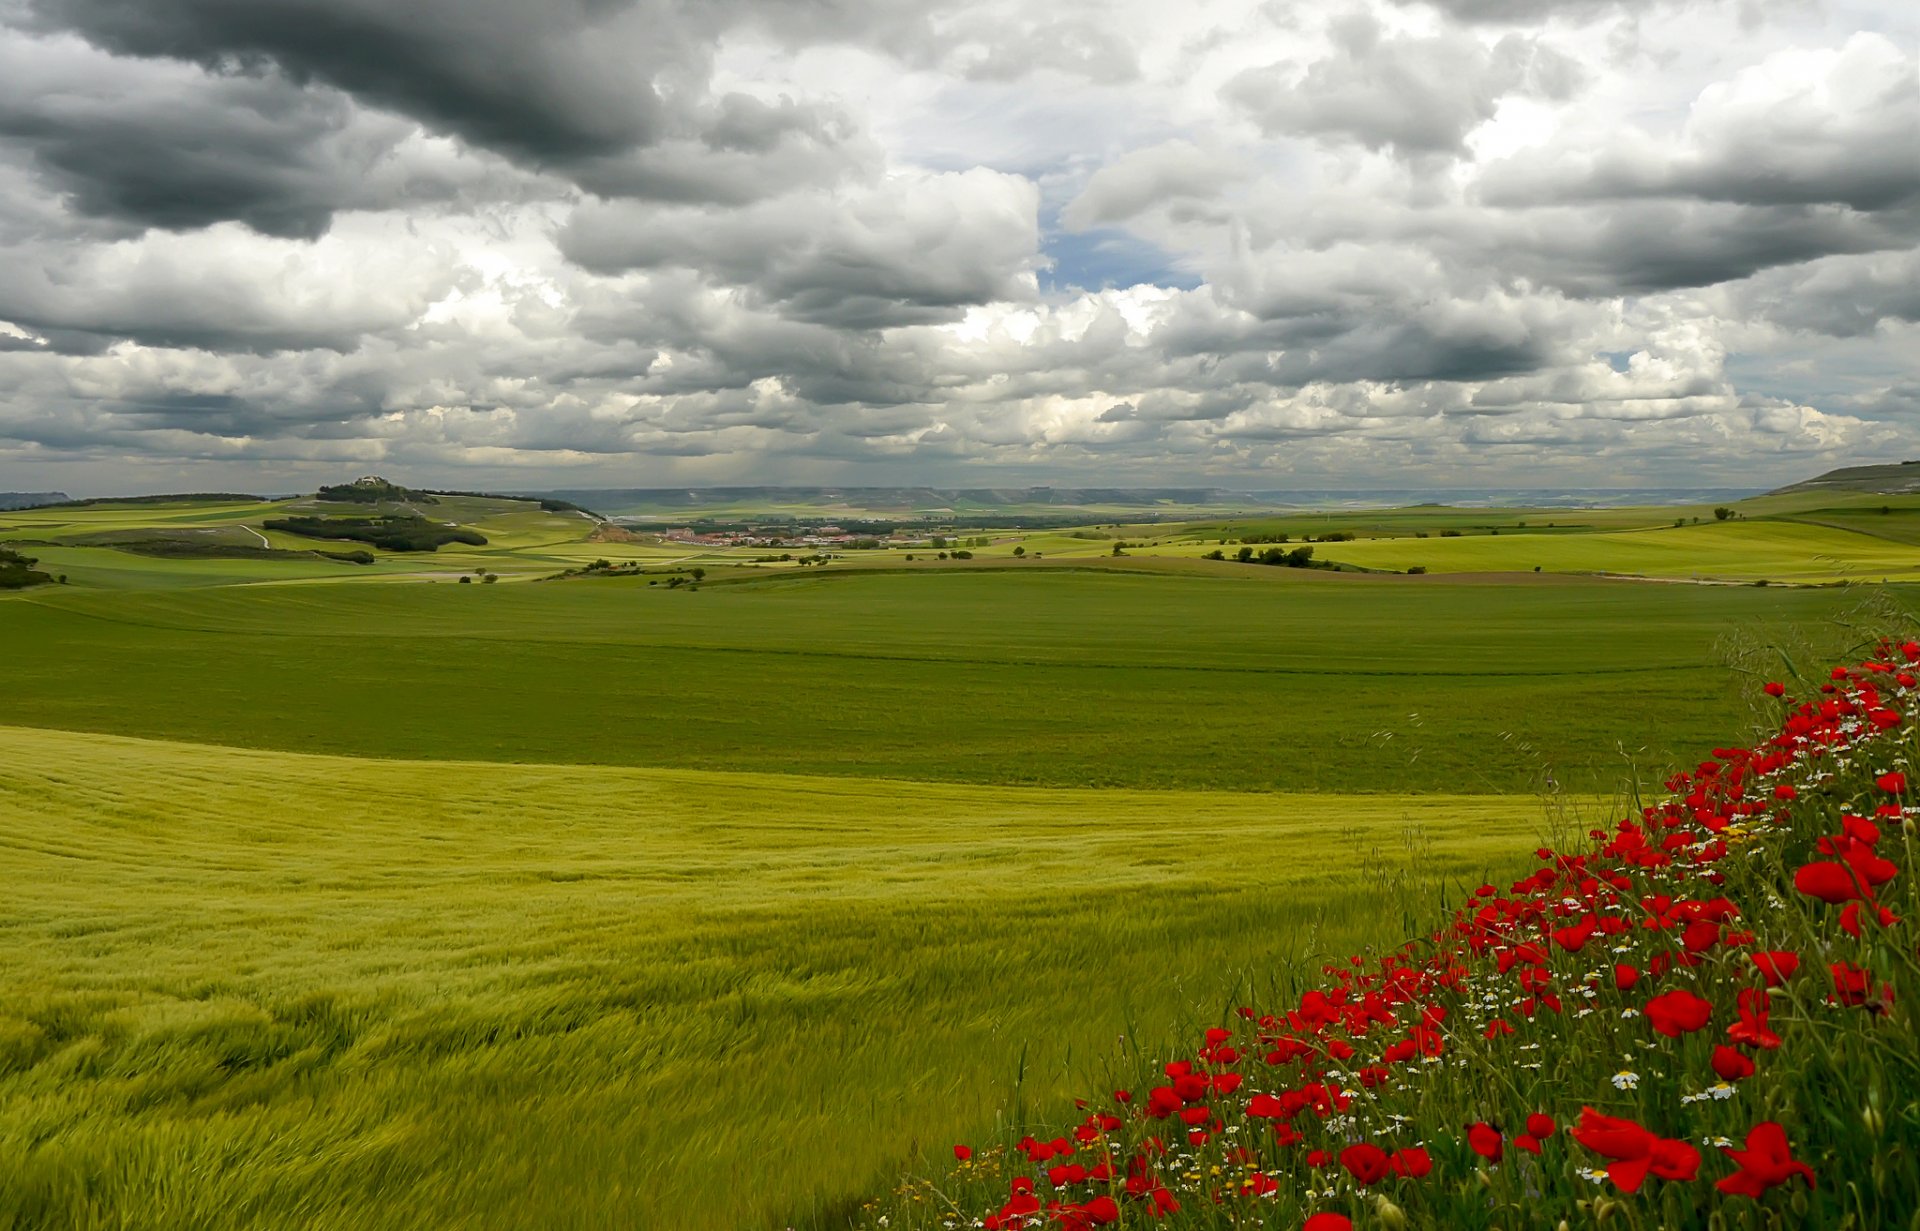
[1111,543,1126,557]
[1013,546,1025,557]
[1714,507,1734,521]
[1236,545,1254,562]
[691,567,706,581]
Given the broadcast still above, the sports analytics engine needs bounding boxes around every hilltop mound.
[0,491,69,510]
[316,476,438,504]
[1768,461,1920,496]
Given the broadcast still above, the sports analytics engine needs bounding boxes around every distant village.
[655,525,985,550]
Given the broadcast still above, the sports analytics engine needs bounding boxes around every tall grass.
[0,727,1543,1231]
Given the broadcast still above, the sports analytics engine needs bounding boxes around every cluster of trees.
[1202,544,1322,569]
[265,515,488,553]
[0,546,54,589]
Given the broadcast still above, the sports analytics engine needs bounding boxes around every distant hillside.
[0,491,70,510]
[532,486,1269,516]
[1770,461,1920,496]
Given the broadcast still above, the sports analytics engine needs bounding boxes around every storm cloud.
[0,0,1914,492]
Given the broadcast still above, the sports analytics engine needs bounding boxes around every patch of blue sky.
[1039,222,1201,294]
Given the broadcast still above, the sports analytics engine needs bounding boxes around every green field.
[1311,519,1920,581]
[0,725,1544,1231]
[2,572,1903,794]
[4,482,1918,1229]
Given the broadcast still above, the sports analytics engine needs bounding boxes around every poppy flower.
[1467,1122,1503,1161]
[1763,681,1786,697]
[1716,1122,1816,1198]
[1302,1215,1352,1231]
[1829,962,1888,1010]
[1793,862,1867,904]
[1712,1045,1755,1081]
[1645,988,1713,1037]
[1749,951,1799,986]
[1728,988,1780,1050]
[1877,771,1907,794]
[1613,964,1641,991]
[1570,1108,1701,1192]
[1388,1147,1431,1178]
[1338,1143,1390,1186]
[1525,1113,1556,1139]
[954,1145,973,1162]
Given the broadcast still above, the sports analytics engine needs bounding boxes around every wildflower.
[1876,771,1906,794]
[1338,1143,1389,1186]
[1611,1071,1639,1090]
[1645,988,1713,1037]
[1728,988,1780,1049]
[1711,1045,1755,1082]
[1387,1147,1431,1178]
[1749,951,1799,986]
[1467,1122,1503,1161]
[954,1146,973,1162]
[1302,1215,1352,1231]
[1570,1107,1701,1193]
[1716,1122,1816,1198]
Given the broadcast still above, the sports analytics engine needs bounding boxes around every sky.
[0,0,1915,495]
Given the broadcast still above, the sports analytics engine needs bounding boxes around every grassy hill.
[0,724,1543,1231]
[1767,460,1920,496]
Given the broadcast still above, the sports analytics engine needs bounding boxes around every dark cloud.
[560,170,1040,329]
[1225,14,1584,157]
[0,34,513,238]
[23,0,668,164]
[19,0,893,209]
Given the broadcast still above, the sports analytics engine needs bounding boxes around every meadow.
[0,725,1545,1231]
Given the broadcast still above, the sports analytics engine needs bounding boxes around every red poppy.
[1793,861,1867,904]
[1338,1143,1389,1186]
[1876,771,1906,793]
[1829,962,1888,1010]
[1645,988,1713,1036]
[1728,988,1780,1050]
[1763,681,1786,697]
[1749,951,1799,986]
[1388,1147,1431,1178]
[1716,1122,1816,1198]
[1712,1044,1756,1081]
[1467,1122,1503,1161]
[1613,964,1640,991]
[1525,1113,1556,1138]
[1570,1108,1701,1192]
[1302,1215,1352,1231]
[954,1145,973,1162]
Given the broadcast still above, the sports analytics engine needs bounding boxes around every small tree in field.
[1714,506,1734,521]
